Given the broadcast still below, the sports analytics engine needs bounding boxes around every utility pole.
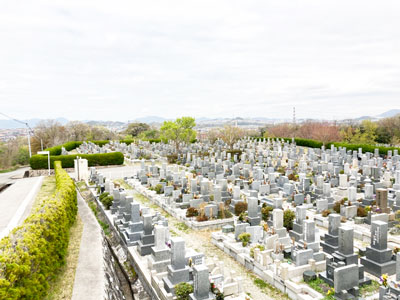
[0,112,36,157]
[293,107,296,125]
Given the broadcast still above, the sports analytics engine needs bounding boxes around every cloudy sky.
[0,0,399,121]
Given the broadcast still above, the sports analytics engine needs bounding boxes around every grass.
[113,179,132,190]
[0,165,20,173]
[251,275,290,300]
[359,280,380,297]
[175,222,190,233]
[31,175,56,210]
[305,278,335,300]
[306,277,380,299]
[44,215,84,300]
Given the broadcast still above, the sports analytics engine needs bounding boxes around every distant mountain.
[0,117,68,129]
[133,116,167,124]
[376,109,400,118]
[85,120,125,127]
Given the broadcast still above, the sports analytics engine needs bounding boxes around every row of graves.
[88,167,248,300]
[75,140,156,160]
[91,137,400,299]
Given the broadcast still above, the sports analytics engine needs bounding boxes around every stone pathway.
[71,191,105,300]
[130,189,282,300]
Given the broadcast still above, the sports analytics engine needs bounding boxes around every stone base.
[275,228,287,238]
[147,256,170,273]
[289,230,303,242]
[248,216,261,226]
[393,205,400,212]
[163,266,191,294]
[319,270,371,287]
[137,241,155,256]
[189,292,215,300]
[360,257,396,277]
[321,241,339,255]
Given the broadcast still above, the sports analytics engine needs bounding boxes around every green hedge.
[255,137,399,156]
[30,152,124,169]
[0,161,77,299]
[325,142,400,156]
[44,140,135,156]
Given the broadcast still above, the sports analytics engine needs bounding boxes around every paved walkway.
[0,176,43,239]
[71,190,105,300]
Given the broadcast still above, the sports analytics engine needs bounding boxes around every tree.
[66,121,91,141]
[160,117,196,153]
[138,129,160,140]
[124,122,150,137]
[219,125,244,149]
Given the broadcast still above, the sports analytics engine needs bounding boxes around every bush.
[0,161,77,299]
[196,215,209,222]
[175,282,193,300]
[238,232,251,247]
[321,209,331,217]
[250,244,265,258]
[333,201,341,214]
[167,154,178,164]
[30,152,124,169]
[186,207,199,218]
[261,206,273,221]
[154,184,163,194]
[357,206,367,217]
[99,192,114,209]
[283,209,296,230]
[234,201,248,216]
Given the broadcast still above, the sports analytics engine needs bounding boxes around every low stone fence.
[211,231,325,300]
[128,179,235,230]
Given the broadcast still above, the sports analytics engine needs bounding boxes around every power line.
[0,112,35,135]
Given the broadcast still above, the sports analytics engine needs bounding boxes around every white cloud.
[0,0,399,121]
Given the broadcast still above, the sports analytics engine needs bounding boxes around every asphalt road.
[0,170,43,239]
[0,167,29,185]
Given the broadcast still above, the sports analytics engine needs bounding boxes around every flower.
[327,288,335,296]
[380,274,388,287]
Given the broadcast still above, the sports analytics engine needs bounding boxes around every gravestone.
[148,224,171,273]
[360,221,396,277]
[321,214,340,254]
[189,265,213,300]
[247,197,261,226]
[137,214,155,256]
[320,226,371,287]
[124,202,144,246]
[289,206,307,242]
[163,237,191,294]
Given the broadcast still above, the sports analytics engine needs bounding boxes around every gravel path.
[128,188,286,300]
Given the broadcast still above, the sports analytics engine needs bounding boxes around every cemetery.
[68,135,400,300]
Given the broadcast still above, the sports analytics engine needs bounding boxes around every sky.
[0,0,399,122]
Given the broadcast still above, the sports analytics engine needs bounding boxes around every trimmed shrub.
[234,201,248,216]
[333,202,341,214]
[250,244,265,258]
[0,161,77,299]
[175,282,193,300]
[357,206,367,218]
[30,152,124,169]
[261,206,273,221]
[254,137,400,156]
[186,207,199,218]
[238,232,251,247]
[321,209,331,217]
[154,184,163,194]
[167,154,178,164]
[99,192,114,210]
[283,209,296,230]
